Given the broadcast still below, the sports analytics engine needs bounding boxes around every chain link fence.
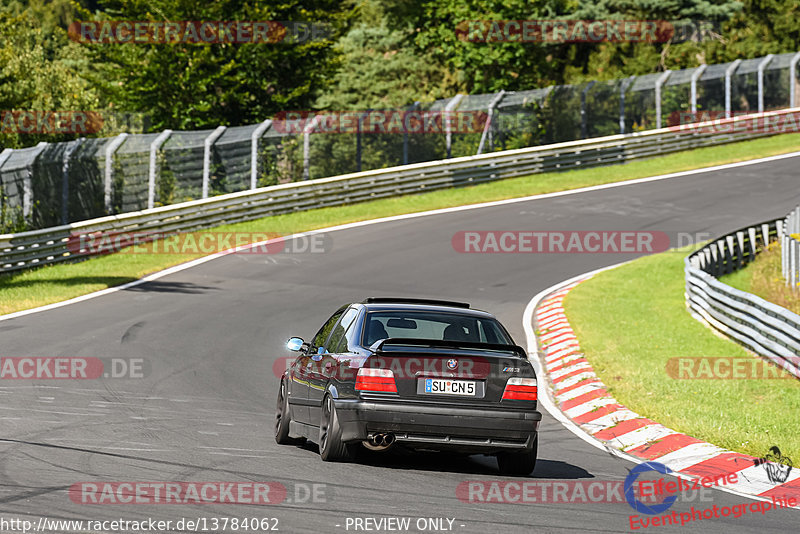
[2,51,800,232]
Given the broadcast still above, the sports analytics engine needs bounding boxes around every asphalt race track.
[2,155,800,533]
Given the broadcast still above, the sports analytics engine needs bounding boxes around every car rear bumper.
[333,398,541,453]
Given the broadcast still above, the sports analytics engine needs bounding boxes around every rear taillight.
[502,377,537,401]
[355,368,398,393]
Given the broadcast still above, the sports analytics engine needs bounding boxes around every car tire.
[275,380,302,445]
[496,435,538,476]
[319,395,356,462]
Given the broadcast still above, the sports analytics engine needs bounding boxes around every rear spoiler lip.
[372,338,527,358]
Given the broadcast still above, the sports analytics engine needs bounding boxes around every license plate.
[423,378,476,396]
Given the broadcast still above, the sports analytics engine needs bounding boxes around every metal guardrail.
[781,206,800,289]
[685,217,800,379]
[2,107,800,274]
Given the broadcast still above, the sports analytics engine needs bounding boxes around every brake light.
[355,368,398,393]
[502,377,537,401]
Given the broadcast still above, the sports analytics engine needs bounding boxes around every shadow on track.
[292,441,592,479]
[123,281,219,294]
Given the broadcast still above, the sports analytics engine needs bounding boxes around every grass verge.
[563,246,800,460]
[722,241,800,315]
[2,133,800,315]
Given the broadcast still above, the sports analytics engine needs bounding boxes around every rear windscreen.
[363,311,513,346]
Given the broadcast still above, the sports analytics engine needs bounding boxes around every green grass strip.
[564,247,800,460]
[2,133,800,315]
[722,242,800,315]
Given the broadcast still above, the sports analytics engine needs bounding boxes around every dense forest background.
[1,0,799,149]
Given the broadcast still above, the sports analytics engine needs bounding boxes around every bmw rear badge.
[446,359,458,370]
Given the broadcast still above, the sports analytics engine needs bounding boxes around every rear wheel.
[496,435,538,476]
[275,380,302,445]
[319,395,356,461]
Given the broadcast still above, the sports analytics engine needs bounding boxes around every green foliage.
[88,0,354,130]
[3,0,799,145]
[571,0,744,20]
[317,22,445,109]
[399,0,570,94]
[0,5,101,148]
[156,153,175,206]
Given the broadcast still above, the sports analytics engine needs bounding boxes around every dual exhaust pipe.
[363,432,396,451]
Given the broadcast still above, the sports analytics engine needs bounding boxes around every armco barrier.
[2,107,800,274]
[685,217,800,380]
[781,205,800,289]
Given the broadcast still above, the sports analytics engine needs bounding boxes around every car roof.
[357,302,497,319]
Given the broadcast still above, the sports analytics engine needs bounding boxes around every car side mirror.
[286,337,305,351]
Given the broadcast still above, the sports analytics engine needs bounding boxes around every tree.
[0,5,101,149]
[317,22,446,109]
[87,0,354,130]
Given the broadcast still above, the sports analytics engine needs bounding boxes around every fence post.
[778,218,784,281]
[148,130,172,209]
[403,102,420,164]
[725,59,742,117]
[791,237,795,289]
[655,71,672,129]
[0,149,11,166]
[690,64,708,114]
[0,149,12,174]
[302,115,322,181]
[477,91,505,155]
[790,52,800,108]
[757,54,774,113]
[202,126,227,199]
[104,133,128,214]
[250,120,271,190]
[736,231,745,269]
[445,94,464,158]
[61,139,83,225]
[792,239,800,291]
[580,81,596,139]
[356,110,371,172]
[783,234,788,284]
[619,76,636,134]
[0,149,11,227]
